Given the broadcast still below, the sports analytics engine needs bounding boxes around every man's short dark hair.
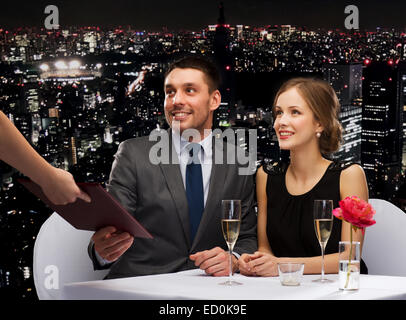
[164,55,221,93]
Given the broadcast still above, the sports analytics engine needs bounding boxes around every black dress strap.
[328,161,361,172]
[262,158,288,176]
[262,159,360,175]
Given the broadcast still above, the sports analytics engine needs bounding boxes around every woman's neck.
[288,146,330,182]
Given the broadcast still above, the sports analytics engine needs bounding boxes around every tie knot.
[186,143,201,164]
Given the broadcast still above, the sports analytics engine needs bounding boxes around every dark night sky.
[0,0,405,30]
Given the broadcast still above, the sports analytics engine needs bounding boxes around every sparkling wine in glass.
[313,199,334,283]
[219,200,242,286]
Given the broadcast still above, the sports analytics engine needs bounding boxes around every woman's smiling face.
[273,87,322,151]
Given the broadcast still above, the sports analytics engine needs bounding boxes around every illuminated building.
[31,113,41,145]
[215,102,232,128]
[70,137,77,166]
[323,63,363,163]
[12,114,31,141]
[22,71,39,113]
[48,107,60,118]
[362,61,403,200]
[38,59,101,82]
[214,2,232,70]
[236,25,243,40]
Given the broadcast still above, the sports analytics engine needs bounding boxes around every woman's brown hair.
[273,77,343,155]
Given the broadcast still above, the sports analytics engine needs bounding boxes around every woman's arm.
[238,166,273,275]
[339,164,369,250]
[256,166,273,254]
[0,111,90,204]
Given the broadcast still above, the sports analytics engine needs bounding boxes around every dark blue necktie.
[185,143,204,243]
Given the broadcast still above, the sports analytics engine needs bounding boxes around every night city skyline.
[0,1,406,301]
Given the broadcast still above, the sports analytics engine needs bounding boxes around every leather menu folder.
[18,179,153,239]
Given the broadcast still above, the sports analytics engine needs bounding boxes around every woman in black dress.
[238,78,369,276]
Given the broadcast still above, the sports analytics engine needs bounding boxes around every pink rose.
[333,196,376,233]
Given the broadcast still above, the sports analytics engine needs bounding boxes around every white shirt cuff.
[90,239,113,266]
[232,251,241,259]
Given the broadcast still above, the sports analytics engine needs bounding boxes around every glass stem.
[321,243,325,280]
[228,248,233,283]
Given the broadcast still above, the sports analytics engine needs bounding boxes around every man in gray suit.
[89,56,257,279]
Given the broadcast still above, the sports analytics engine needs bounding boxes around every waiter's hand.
[92,226,134,262]
[39,167,91,205]
[189,247,238,276]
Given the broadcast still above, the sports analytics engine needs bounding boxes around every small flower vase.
[338,241,360,290]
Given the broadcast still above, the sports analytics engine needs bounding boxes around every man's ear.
[210,90,221,112]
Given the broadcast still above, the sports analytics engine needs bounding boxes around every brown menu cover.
[18,179,153,239]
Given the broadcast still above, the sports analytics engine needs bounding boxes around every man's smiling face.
[164,67,220,139]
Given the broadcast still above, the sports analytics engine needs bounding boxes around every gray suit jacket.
[89,129,257,279]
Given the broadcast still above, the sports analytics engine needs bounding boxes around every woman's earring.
[316,132,321,138]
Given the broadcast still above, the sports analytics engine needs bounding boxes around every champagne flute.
[219,200,242,286]
[313,199,334,283]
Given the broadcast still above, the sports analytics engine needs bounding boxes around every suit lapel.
[192,135,229,250]
[159,131,191,247]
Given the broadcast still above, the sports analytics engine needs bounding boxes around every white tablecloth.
[61,269,406,300]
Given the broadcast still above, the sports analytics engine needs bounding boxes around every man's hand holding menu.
[92,226,134,263]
